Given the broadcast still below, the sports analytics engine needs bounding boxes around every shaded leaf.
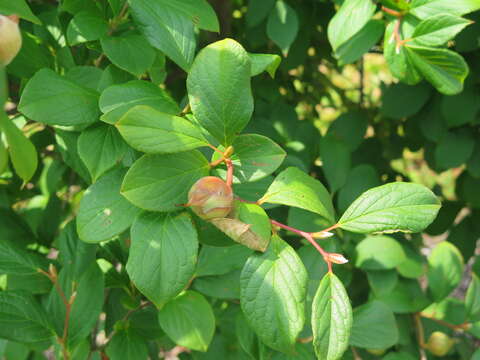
[157,291,215,352]
[121,150,209,212]
[127,212,198,307]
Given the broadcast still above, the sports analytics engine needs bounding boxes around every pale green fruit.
[0,15,22,66]
[425,331,455,357]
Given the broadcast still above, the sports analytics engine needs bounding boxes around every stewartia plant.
[1,0,480,360]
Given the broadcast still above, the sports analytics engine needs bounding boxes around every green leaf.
[266,0,299,55]
[397,246,425,279]
[466,274,480,319]
[66,66,103,91]
[146,0,219,32]
[235,311,259,359]
[376,278,429,314]
[327,111,368,152]
[47,262,104,347]
[157,291,215,352]
[468,142,480,178]
[57,220,97,280]
[337,165,380,214]
[319,135,351,193]
[193,270,241,299]
[312,272,352,360]
[0,114,38,182]
[404,44,469,95]
[349,301,398,349]
[67,11,108,45]
[193,214,236,247]
[240,235,307,354]
[106,328,149,360]
[116,105,208,154]
[442,87,480,128]
[121,150,209,212]
[410,0,480,19]
[246,0,275,27]
[100,34,156,77]
[0,0,41,24]
[338,182,441,234]
[249,53,282,78]
[77,168,141,243]
[0,136,8,175]
[231,201,271,249]
[55,130,91,183]
[259,167,335,224]
[18,68,100,126]
[187,38,253,146]
[129,0,196,71]
[427,241,464,302]
[412,14,472,46]
[212,134,286,183]
[0,291,52,348]
[435,130,474,170]
[384,21,423,85]
[328,0,376,51]
[336,19,385,65]
[0,237,48,276]
[126,212,198,307]
[355,235,406,270]
[380,82,431,119]
[196,244,253,277]
[99,80,179,124]
[366,270,398,296]
[97,64,136,93]
[78,123,129,182]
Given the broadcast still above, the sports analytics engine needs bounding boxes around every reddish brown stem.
[207,143,225,156]
[320,223,340,233]
[381,6,404,17]
[39,267,75,360]
[414,313,428,360]
[270,219,333,272]
[225,159,234,187]
[420,313,470,331]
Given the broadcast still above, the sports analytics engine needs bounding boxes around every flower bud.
[425,331,455,357]
[0,15,22,66]
[187,176,233,220]
[324,252,349,264]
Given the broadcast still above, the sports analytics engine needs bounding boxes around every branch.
[270,219,347,273]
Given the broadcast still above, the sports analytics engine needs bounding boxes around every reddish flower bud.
[0,15,22,66]
[324,252,349,264]
[187,176,233,220]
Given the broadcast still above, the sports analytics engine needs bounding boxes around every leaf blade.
[259,167,335,224]
[312,272,352,360]
[338,182,441,234]
[116,105,208,154]
[240,235,307,353]
[187,38,253,146]
[126,212,198,307]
